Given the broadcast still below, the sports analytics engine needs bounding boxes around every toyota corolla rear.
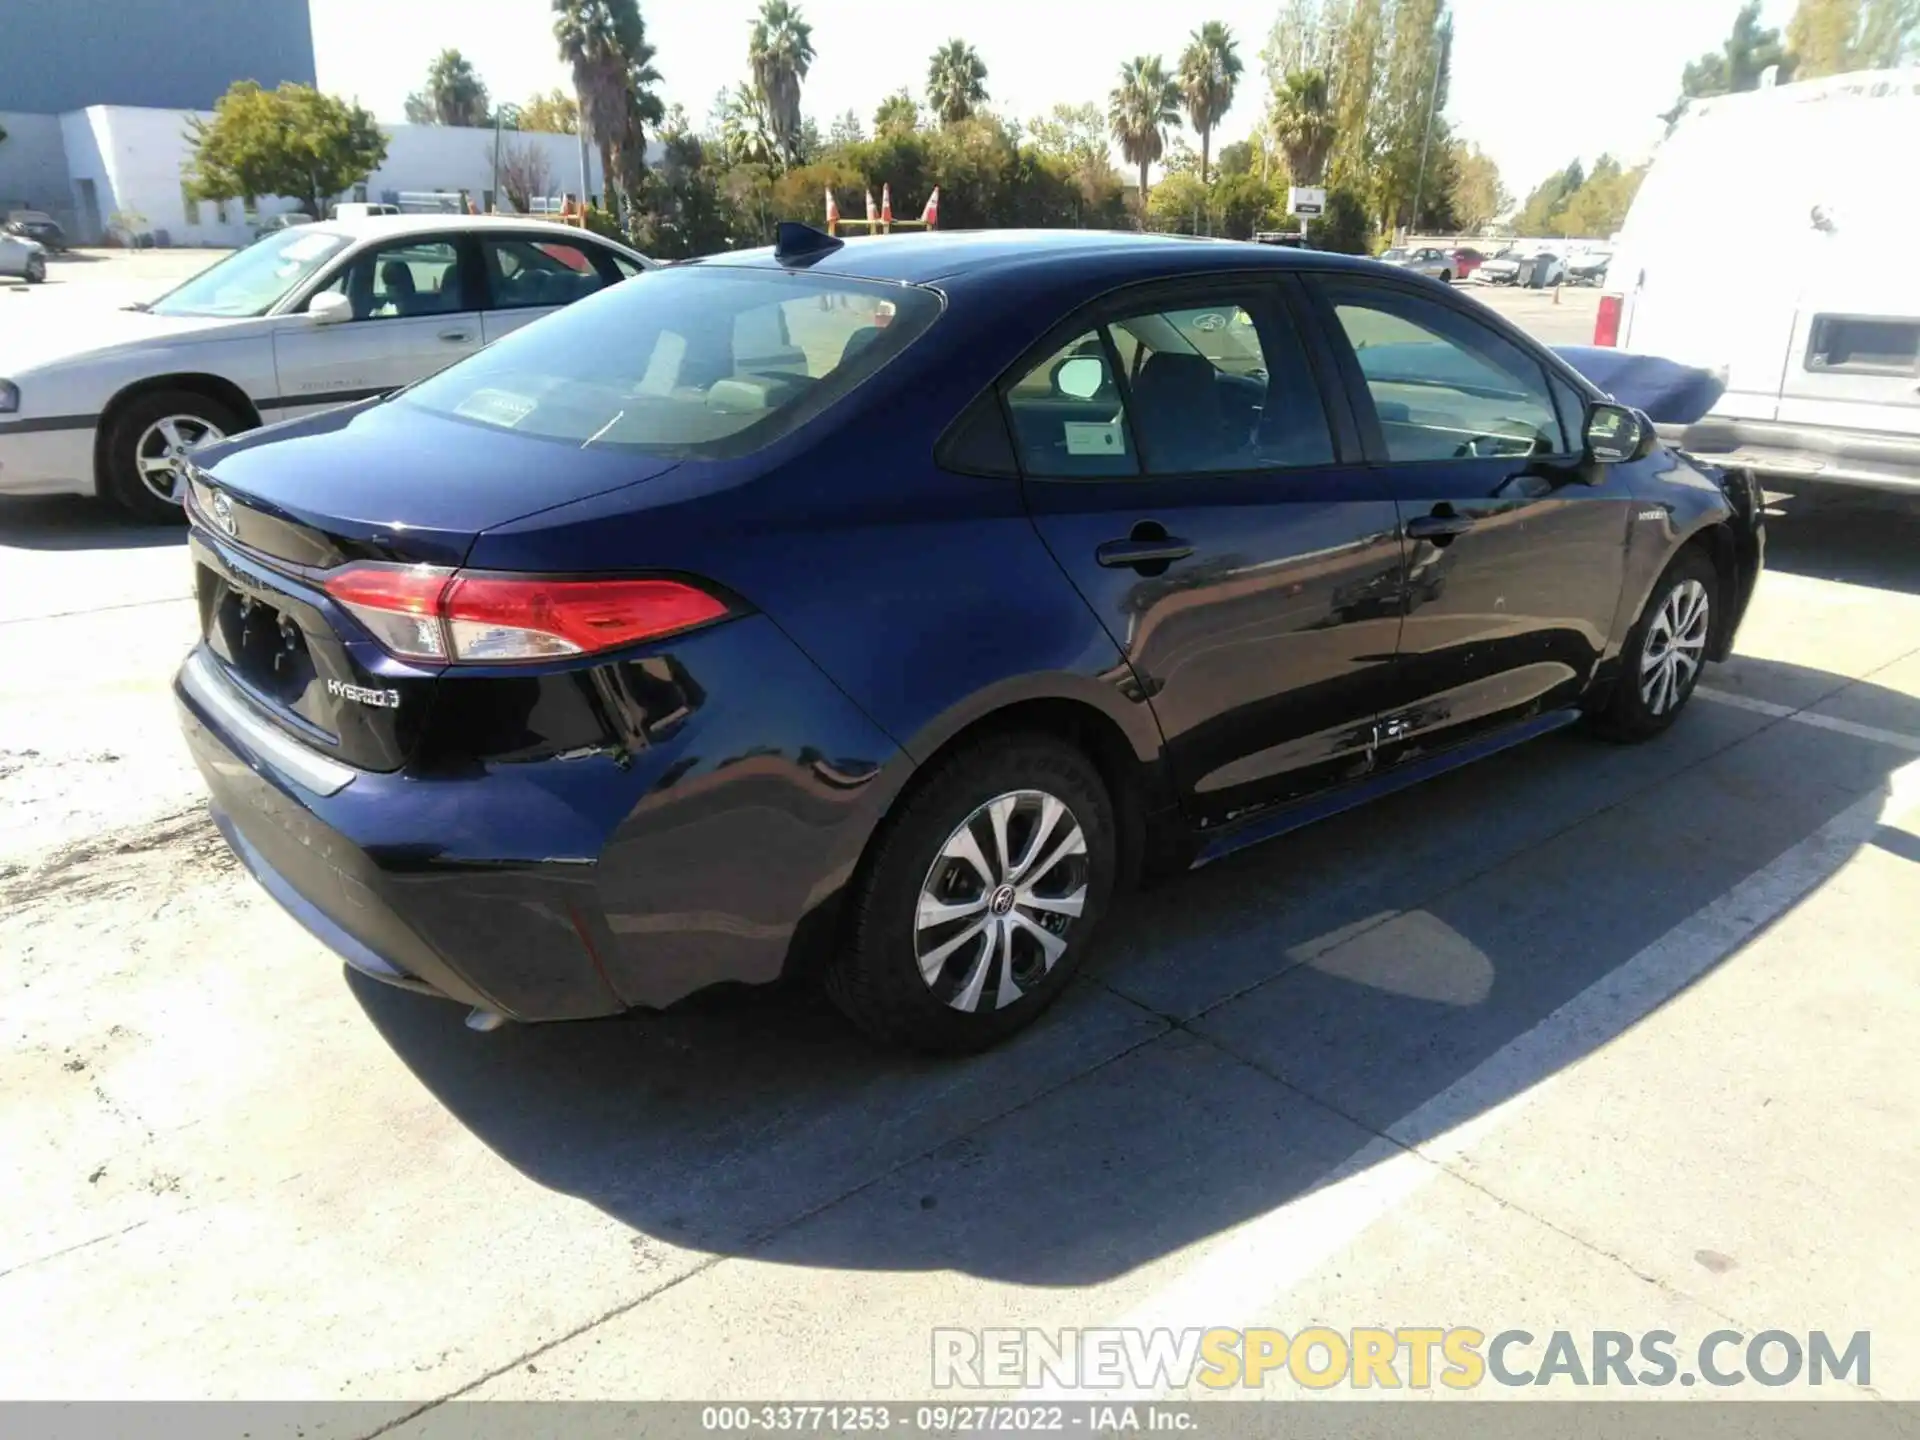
[173,263,940,1024]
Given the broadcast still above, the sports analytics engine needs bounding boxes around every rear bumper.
[1660,417,1920,495]
[0,421,97,497]
[174,611,908,1022]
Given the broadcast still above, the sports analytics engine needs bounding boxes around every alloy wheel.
[134,414,225,505]
[1640,578,1710,716]
[914,789,1089,1013]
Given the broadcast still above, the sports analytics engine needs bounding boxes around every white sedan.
[1,230,47,284]
[0,214,655,520]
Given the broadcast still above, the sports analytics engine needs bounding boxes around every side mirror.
[1053,355,1108,401]
[1584,402,1654,463]
[307,290,353,326]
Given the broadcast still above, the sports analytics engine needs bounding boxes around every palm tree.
[553,0,662,211]
[426,48,492,127]
[926,40,989,126]
[1108,56,1182,218]
[1177,23,1241,185]
[718,83,777,167]
[750,0,816,167]
[1269,68,1334,188]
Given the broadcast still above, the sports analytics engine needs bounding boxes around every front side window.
[147,227,349,317]
[1322,282,1564,462]
[1005,290,1333,478]
[482,237,611,311]
[400,265,940,457]
[307,239,467,320]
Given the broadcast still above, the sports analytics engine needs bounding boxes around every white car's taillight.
[323,563,731,664]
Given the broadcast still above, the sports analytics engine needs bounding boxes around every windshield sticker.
[1064,421,1126,457]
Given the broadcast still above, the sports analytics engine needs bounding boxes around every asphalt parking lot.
[3,251,1918,1419]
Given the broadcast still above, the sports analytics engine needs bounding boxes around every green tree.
[1855,0,1920,64]
[403,92,435,125]
[421,49,491,127]
[184,81,388,219]
[1306,185,1373,252]
[1369,0,1449,231]
[1328,0,1386,193]
[1146,169,1210,233]
[1555,155,1646,237]
[1028,102,1109,170]
[827,108,865,148]
[927,39,990,126]
[750,0,817,167]
[1515,157,1586,234]
[1788,0,1920,74]
[873,89,920,136]
[1447,139,1507,231]
[519,88,580,134]
[1178,21,1243,185]
[1109,55,1182,215]
[1665,1,1792,125]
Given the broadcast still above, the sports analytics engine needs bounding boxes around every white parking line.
[1695,686,1920,754]
[1031,754,1920,1399]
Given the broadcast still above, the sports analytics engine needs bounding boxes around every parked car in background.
[1378,245,1459,281]
[5,210,68,252]
[249,213,313,242]
[328,202,402,221]
[0,214,656,520]
[0,230,47,284]
[1598,67,1919,494]
[1478,247,1565,288]
[172,225,1763,1054]
[1567,249,1611,286]
[1450,246,1487,280]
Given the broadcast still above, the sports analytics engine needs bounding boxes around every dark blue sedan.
[174,226,1764,1053]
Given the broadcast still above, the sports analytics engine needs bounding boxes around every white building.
[5,104,609,246]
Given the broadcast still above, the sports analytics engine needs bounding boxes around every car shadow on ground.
[0,496,183,551]
[1762,483,1920,597]
[354,645,1919,1287]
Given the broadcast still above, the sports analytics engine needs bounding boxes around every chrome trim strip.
[181,649,357,797]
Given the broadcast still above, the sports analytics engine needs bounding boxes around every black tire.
[826,734,1117,1054]
[102,389,243,524]
[1439,269,1453,283]
[1592,547,1719,742]
[25,254,46,284]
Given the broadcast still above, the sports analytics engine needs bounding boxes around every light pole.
[1410,36,1444,234]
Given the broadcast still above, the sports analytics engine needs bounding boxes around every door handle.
[1405,511,1475,540]
[1097,537,1194,569]
[437,328,473,343]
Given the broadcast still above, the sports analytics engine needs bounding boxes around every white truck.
[1594,68,1920,493]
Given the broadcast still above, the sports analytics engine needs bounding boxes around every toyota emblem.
[211,489,238,538]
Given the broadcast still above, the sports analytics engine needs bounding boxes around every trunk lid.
[187,399,681,772]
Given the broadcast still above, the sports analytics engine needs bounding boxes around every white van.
[1597,69,1920,493]
[328,201,402,221]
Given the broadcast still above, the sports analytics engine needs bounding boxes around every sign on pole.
[1288,185,1327,218]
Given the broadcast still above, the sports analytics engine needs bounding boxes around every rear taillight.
[323,563,730,664]
[1594,293,1623,348]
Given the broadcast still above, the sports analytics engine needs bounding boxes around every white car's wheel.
[25,253,46,284]
[103,390,242,524]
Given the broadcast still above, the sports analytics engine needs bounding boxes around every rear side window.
[1003,290,1333,479]
[400,266,940,457]
[1807,315,1919,375]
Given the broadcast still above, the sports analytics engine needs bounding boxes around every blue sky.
[311,0,1792,199]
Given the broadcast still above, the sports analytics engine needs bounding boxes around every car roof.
[293,212,649,259]
[687,228,1384,286]
[312,213,625,241]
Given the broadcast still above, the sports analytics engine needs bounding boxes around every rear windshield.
[400,265,942,457]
